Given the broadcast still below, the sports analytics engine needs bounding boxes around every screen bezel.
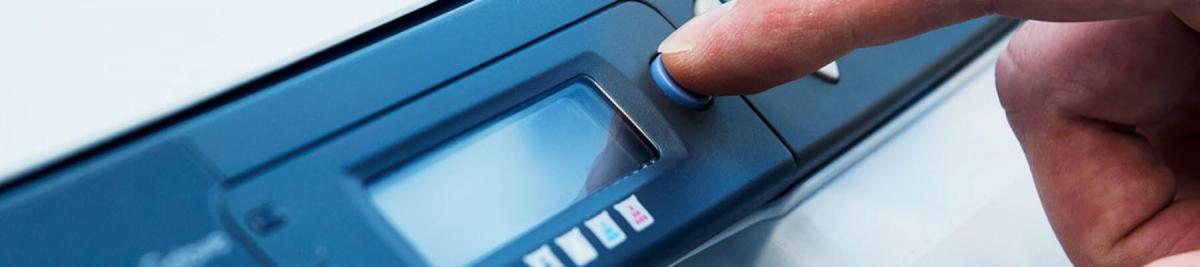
[362,77,660,265]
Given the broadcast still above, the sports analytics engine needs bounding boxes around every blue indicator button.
[651,54,713,110]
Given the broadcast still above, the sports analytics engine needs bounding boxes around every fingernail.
[657,1,736,54]
[657,31,698,54]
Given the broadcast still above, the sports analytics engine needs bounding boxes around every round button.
[651,54,713,110]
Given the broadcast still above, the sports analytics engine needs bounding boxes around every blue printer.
[0,1,1015,266]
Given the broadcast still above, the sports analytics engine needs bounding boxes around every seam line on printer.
[0,0,470,193]
[220,1,637,186]
[739,95,801,168]
[635,0,686,28]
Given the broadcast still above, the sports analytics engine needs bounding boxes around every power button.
[651,54,713,110]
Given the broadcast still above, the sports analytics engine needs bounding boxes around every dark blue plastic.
[0,142,260,266]
[651,54,712,110]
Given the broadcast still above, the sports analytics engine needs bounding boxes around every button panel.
[526,194,656,266]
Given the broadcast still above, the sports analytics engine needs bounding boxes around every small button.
[554,228,599,266]
[813,61,840,83]
[614,195,655,232]
[651,54,713,110]
[584,211,627,249]
[523,245,565,267]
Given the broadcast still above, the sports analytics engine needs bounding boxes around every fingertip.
[660,51,753,96]
[657,0,850,96]
[657,1,734,54]
[656,2,742,96]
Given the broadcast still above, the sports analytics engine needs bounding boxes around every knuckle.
[994,22,1085,121]
[994,36,1036,115]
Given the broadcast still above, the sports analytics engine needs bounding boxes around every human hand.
[657,0,1200,265]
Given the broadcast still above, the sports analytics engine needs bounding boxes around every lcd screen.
[369,81,655,266]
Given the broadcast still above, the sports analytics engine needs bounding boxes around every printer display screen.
[369,82,655,266]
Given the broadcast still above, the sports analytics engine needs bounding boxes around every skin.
[658,0,1200,265]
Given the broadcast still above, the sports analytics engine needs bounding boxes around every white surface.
[681,39,1072,266]
[693,0,724,16]
[0,0,434,181]
[814,61,840,82]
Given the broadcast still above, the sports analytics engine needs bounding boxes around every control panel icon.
[614,195,655,232]
[584,211,627,249]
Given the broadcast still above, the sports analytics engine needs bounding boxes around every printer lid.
[0,0,435,183]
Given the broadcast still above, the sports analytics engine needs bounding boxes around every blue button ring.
[651,54,712,110]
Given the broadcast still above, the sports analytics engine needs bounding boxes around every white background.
[0,0,432,181]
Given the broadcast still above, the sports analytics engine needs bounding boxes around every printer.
[0,0,1015,266]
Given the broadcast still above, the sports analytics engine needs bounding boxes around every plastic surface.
[642,0,694,26]
[0,0,436,182]
[0,142,259,266]
[651,54,713,110]
[183,0,612,178]
[0,0,1016,266]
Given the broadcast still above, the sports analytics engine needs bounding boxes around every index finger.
[658,0,1193,95]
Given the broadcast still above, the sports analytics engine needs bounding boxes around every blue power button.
[651,54,713,110]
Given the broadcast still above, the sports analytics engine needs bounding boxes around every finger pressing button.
[651,54,713,110]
